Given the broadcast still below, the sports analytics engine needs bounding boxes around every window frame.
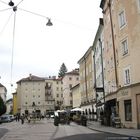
[118,9,126,29]
[121,38,128,56]
[124,100,132,121]
[123,66,131,85]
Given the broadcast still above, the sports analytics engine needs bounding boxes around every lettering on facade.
[120,90,129,97]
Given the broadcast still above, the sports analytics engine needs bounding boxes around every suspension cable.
[16,0,23,6]
[0,11,13,35]
[0,0,8,5]
[0,8,12,12]
[18,7,49,19]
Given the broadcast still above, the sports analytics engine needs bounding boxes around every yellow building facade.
[12,92,17,115]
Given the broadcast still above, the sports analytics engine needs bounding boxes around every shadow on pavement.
[0,128,8,138]
[53,133,139,140]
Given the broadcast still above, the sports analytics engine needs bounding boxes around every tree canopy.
[0,96,6,116]
[58,63,68,78]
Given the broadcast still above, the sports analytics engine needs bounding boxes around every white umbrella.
[71,108,83,112]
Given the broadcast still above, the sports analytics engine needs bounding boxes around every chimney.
[29,74,32,80]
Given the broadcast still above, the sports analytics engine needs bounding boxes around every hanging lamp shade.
[8,0,14,6]
[13,6,17,12]
[46,19,53,26]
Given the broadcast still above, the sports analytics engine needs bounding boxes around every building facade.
[12,92,17,115]
[92,18,105,120]
[6,98,13,114]
[78,47,95,119]
[100,0,140,128]
[71,83,81,108]
[46,77,63,110]
[62,69,79,109]
[16,74,55,115]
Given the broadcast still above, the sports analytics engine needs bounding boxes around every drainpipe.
[84,57,88,102]
[93,48,98,121]
[108,0,118,88]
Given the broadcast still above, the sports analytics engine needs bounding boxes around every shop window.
[124,100,132,121]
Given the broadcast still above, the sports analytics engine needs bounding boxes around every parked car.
[9,115,15,121]
[0,114,12,123]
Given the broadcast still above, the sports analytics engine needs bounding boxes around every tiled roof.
[17,74,45,83]
[0,83,4,87]
[65,69,79,76]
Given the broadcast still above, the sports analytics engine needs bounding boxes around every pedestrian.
[15,115,18,122]
[81,114,87,126]
[111,112,115,127]
[21,114,25,124]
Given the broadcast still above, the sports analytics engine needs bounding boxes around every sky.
[0,0,102,99]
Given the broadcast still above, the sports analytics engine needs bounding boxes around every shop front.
[117,83,140,129]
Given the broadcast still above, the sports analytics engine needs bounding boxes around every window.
[70,100,73,105]
[138,0,140,10]
[119,10,126,28]
[124,100,132,121]
[56,94,59,97]
[69,92,72,97]
[56,87,59,91]
[69,77,72,80]
[69,84,72,88]
[124,67,131,85]
[121,39,128,56]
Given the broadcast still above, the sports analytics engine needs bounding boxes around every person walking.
[21,114,25,124]
[111,112,115,127]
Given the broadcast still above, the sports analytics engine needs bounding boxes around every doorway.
[136,94,140,129]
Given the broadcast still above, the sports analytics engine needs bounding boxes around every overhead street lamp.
[0,0,53,89]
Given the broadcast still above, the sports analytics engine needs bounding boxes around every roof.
[0,83,7,92]
[100,0,105,9]
[77,46,92,64]
[6,98,13,103]
[92,18,104,49]
[17,74,46,83]
[65,69,79,76]
[0,83,5,87]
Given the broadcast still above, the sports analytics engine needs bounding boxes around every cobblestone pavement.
[0,119,99,140]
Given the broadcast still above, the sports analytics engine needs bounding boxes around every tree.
[58,63,68,77]
[0,96,6,116]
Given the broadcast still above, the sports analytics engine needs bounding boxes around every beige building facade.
[16,74,55,115]
[62,69,79,109]
[51,77,63,110]
[100,0,140,128]
[78,47,95,118]
[71,84,81,108]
